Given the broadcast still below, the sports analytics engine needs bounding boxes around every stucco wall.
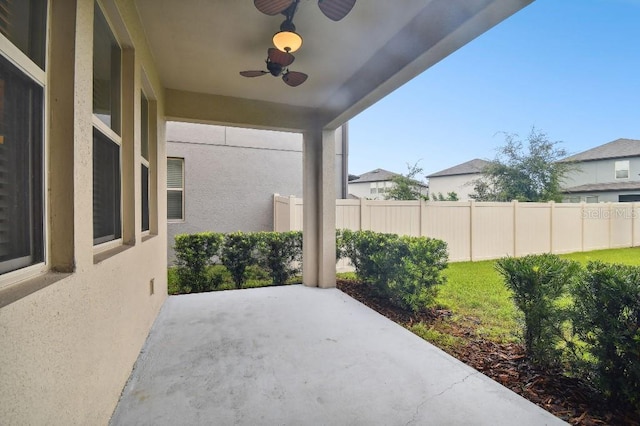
[0,1,167,424]
[166,122,347,263]
[428,173,480,201]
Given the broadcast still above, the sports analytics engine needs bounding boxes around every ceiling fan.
[254,0,357,22]
[240,48,309,87]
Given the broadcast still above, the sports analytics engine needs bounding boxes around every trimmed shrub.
[174,232,223,292]
[256,231,302,285]
[339,230,448,312]
[342,230,403,296]
[220,232,259,289]
[495,254,580,367]
[572,261,640,410]
[391,236,448,312]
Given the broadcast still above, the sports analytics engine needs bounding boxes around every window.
[563,196,580,203]
[0,55,44,274]
[0,0,47,69]
[93,129,121,244]
[0,0,47,276]
[140,92,149,232]
[167,158,184,221]
[93,2,120,133]
[586,196,599,204]
[615,160,629,179]
[92,2,122,245]
[619,194,640,202]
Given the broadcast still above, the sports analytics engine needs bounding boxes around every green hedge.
[173,231,303,291]
[496,255,640,410]
[174,232,223,293]
[337,229,448,312]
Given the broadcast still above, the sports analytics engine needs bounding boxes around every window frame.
[614,160,630,180]
[92,0,123,249]
[167,157,185,222]
[140,91,150,234]
[0,0,48,286]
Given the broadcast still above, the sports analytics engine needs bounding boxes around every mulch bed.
[337,279,639,426]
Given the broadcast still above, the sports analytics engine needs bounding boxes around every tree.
[431,192,459,201]
[385,161,428,201]
[470,128,575,202]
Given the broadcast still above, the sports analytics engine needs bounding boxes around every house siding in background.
[561,138,640,203]
[348,168,428,200]
[166,122,348,263]
[427,159,490,201]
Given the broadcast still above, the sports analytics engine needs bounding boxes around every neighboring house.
[561,138,640,203]
[165,121,348,263]
[349,168,400,199]
[427,159,491,201]
[348,168,428,200]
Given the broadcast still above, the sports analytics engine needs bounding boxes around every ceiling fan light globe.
[273,30,303,53]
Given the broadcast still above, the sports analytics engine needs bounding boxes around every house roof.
[560,138,640,163]
[562,181,640,193]
[427,158,491,178]
[351,168,401,183]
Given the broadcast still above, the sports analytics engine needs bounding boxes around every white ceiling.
[134,0,534,130]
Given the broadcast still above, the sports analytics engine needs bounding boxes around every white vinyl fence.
[273,195,640,262]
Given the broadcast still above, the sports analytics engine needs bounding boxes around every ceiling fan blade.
[282,71,308,87]
[240,70,268,77]
[318,0,356,21]
[254,0,294,15]
[268,48,295,67]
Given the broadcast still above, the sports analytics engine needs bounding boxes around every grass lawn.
[436,247,640,343]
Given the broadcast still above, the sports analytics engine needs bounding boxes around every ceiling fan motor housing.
[266,60,283,76]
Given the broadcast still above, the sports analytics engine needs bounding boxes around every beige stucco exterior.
[0,0,534,423]
[0,0,167,423]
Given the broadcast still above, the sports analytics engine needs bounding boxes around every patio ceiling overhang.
[135,0,534,132]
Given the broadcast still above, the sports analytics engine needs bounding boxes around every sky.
[348,0,640,178]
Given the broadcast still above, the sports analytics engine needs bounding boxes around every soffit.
[135,0,534,130]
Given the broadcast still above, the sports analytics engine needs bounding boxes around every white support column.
[302,128,336,288]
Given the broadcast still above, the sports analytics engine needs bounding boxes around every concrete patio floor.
[110,285,566,425]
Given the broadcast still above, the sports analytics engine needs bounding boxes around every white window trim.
[92,1,124,250]
[92,114,122,146]
[0,5,49,284]
[0,34,46,84]
[167,157,185,222]
[93,237,124,255]
[140,91,150,235]
[0,263,48,291]
[614,160,630,180]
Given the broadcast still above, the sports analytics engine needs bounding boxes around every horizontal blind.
[0,0,10,39]
[167,158,183,188]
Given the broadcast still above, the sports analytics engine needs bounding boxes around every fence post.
[289,195,296,231]
[469,200,475,261]
[360,198,367,231]
[581,202,586,252]
[420,199,426,237]
[608,202,613,249]
[549,201,555,254]
[273,193,279,231]
[633,202,637,247]
[512,200,518,257]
